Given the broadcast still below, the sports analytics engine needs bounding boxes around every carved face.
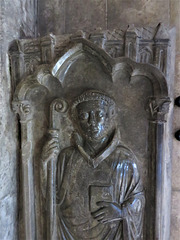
[76,100,110,140]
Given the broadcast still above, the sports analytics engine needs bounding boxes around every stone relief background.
[0,0,180,239]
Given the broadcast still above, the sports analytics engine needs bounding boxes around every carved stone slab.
[10,24,175,240]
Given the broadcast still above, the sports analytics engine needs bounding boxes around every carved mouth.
[88,128,99,133]
[92,130,99,134]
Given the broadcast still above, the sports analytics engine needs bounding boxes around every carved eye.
[79,112,89,120]
[97,111,104,118]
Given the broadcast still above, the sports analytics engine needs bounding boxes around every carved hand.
[92,201,123,224]
[41,136,60,163]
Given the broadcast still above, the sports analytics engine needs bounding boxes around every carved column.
[147,97,171,240]
[153,41,169,76]
[153,24,170,76]
[12,100,36,240]
[125,25,139,61]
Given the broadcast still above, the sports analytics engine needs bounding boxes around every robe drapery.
[56,131,145,240]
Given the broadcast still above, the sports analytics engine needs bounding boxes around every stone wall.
[170,0,180,239]
[38,0,171,35]
[0,1,36,239]
[0,0,180,239]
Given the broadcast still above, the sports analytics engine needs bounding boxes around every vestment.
[56,131,145,240]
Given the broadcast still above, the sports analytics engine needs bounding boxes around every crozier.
[10,24,175,240]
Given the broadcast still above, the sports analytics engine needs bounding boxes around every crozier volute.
[10,24,175,240]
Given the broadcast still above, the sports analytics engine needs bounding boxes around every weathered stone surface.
[107,0,169,29]
[38,0,171,36]
[38,0,106,36]
[174,54,180,95]
[170,0,180,50]
[172,55,180,190]
[0,0,36,239]
[0,194,17,240]
[38,0,65,36]
[170,0,180,238]
[0,0,179,239]
[172,136,180,189]
[64,0,106,33]
[171,191,180,239]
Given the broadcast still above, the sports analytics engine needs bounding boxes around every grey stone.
[38,0,107,36]
[11,28,174,239]
[0,0,36,239]
[107,0,169,30]
[171,191,180,240]
[0,0,179,239]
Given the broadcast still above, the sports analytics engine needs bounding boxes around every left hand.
[91,201,123,224]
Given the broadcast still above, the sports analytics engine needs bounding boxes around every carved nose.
[88,112,96,125]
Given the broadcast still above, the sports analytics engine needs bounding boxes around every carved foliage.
[146,97,171,123]
[12,100,33,122]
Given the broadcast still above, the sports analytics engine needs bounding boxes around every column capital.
[146,97,171,123]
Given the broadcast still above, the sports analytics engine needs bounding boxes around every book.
[89,185,113,212]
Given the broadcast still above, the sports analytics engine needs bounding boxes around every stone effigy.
[10,25,173,240]
[41,90,145,239]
